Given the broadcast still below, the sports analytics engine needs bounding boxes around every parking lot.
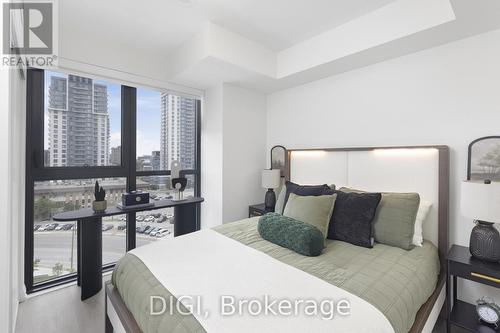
[33,211,175,284]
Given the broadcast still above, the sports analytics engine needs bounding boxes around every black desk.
[446,244,500,333]
[53,197,204,300]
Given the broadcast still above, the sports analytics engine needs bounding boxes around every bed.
[105,145,449,333]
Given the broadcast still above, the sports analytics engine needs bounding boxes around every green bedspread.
[112,217,439,333]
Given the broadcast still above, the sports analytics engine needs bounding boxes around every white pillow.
[412,200,432,246]
[274,185,286,214]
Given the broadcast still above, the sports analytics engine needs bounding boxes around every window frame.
[25,68,201,293]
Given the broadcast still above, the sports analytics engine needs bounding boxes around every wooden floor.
[15,277,446,333]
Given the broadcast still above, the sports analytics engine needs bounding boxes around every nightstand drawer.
[450,261,500,288]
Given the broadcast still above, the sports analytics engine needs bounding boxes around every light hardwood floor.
[15,276,446,333]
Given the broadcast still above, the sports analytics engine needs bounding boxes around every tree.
[52,263,64,276]
[34,197,53,220]
[478,145,500,180]
[63,202,76,212]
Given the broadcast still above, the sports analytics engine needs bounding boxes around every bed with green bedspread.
[112,217,439,333]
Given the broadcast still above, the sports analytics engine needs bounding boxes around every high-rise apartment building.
[109,146,121,166]
[151,151,160,170]
[160,94,196,170]
[48,75,110,167]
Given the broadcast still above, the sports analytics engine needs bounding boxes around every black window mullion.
[123,86,137,250]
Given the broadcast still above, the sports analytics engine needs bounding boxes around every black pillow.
[327,191,381,248]
[283,181,334,209]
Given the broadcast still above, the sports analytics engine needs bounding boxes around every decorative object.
[461,180,500,262]
[170,160,187,201]
[468,136,500,182]
[171,177,188,201]
[476,297,500,328]
[270,145,287,177]
[92,181,107,213]
[261,169,281,212]
[121,191,150,207]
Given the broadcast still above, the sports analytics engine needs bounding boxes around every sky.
[44,72,162,157]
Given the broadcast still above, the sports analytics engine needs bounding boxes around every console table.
[53,197,204,300]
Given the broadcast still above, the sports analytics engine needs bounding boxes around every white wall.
[201,84,224,229]
[222,84,267,222]
[0,65,13,333]
[201,83,267,226]
[267,28,500,302]
[0,67,24,333]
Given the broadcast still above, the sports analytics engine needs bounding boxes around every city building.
[151,151,160,170]
[160,93,196,170]
[47,75,110,167]
[110,146,121,166]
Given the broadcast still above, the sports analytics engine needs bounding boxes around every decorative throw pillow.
[412,200,432,246]
[327,191,382,248]
[340,187,420,250]
[258,213,325,256]
[274,185,287,214]
[283,193,337,238]
[283,181,334,210]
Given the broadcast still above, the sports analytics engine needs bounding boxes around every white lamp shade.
[461,181,500,223]
[261,169,281,189]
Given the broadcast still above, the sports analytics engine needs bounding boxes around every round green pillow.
[258,213,325,257]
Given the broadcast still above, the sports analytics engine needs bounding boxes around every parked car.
[61,223,74,231]
[142,225,152,234]
[150,228,162,237]
[145,216,154,223]
[44,223,58,231]
[119,216,127,221]
[145,227,158,235]
[156,216,167,223]
[117,223,127,230]
[152,213,161,218]
[34,224,41,231]
[102,224,113,231]
[136,216,144,222]
[156,229,170,238]
[55,224,65,231]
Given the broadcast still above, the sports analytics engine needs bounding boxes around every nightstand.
[248,203,269,218]
[447,244,500,333]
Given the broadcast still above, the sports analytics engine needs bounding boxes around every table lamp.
[461,180,500,262]
[261,169,281,212]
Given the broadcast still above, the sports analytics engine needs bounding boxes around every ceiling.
[58,0,500,93]
[60,0,396,53]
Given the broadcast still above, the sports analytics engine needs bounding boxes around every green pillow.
[283,193,337,238]
[340,187,420,250]
[258,213,325,256]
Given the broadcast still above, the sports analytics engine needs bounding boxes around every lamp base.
[469,220,500,262]
[264,189,276,212]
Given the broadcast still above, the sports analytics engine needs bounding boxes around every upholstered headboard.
[285,145,449,272]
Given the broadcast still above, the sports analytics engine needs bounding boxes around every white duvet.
[131,229,394,333]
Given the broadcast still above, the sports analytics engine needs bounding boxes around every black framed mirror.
[270,145,287,178]
[467,136,500,182]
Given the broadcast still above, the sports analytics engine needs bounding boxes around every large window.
[26,69,201,293]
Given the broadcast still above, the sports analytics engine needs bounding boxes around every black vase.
[469,221,500,262]
[264,189,276,212]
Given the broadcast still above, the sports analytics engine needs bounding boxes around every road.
[33,224,173,281]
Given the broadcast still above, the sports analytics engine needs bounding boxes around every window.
[26,69,201,293]
[137,89,197,171]
[136,175,196,246]
[33,178,126,284]
[43,71,121,167]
